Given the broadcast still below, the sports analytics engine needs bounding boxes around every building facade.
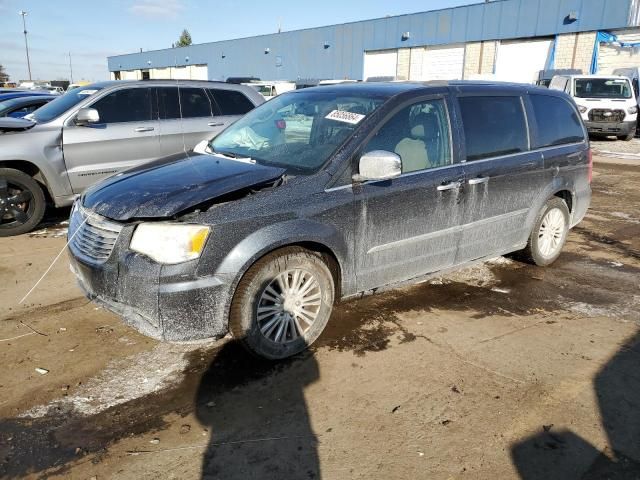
[108,0,640,84]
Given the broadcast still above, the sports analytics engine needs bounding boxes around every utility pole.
[69,52,73,83]
[18,10,32,81]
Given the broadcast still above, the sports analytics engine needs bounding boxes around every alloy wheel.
[538,208,566,258]
[256,268,322,344]
[0,178,33,228]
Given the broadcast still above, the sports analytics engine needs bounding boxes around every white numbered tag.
[325,110,366,125]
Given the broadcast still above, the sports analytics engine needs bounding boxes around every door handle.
[437,181,461,192]
[468,176,490,185]
[208,122,224,127]
[134,126,154,132]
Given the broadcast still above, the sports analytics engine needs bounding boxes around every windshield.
[0,98,31,115]
[210,90,385,174]
[31,86,104,123]
[574,78,632,99]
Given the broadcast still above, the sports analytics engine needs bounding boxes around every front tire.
[229,247,335,360]
[618,130,636,141]
[0,168,46,237]
[518,197,570,267]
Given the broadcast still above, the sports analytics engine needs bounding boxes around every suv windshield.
[210,90,385,174]
[31,86,105,123]
[574,78,632,99]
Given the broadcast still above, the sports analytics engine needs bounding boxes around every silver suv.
[0,80,264,236]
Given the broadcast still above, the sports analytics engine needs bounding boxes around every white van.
[550,74,637,141]
[244,81,296,100]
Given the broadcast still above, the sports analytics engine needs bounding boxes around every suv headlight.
[578,105,588,114]
[130,223,210,264]
[628,105,638,115]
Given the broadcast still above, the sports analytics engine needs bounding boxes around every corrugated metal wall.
[108,0,635,81]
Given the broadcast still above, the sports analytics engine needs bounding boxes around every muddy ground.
[1,154,639,479]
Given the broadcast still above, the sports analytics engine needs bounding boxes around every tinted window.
[156,87,180,119]
[364,99,451,173]
[157,87,211,119]
[209,89,255,115]
[179,87,212,118]
[91,88,152,123]
[530,94,585,148]
[459,96,528,161]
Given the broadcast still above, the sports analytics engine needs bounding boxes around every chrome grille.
[588,109,625,123]
[69,203,122,263]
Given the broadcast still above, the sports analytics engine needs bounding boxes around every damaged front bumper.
[68,222,233,342]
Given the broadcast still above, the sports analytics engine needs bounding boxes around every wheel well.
[0,160,52,203]
[252,242,343,299]
[554,190,573,213]
[0,160,40,177]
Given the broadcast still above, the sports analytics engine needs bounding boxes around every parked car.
[244,81,296,100]
[67,81,591,359]
[536,69,582,88]
[549,74,637,140]
[0,80,264,236]
[0,95,56,118]
[613,67,640,100]
[42,86,64,95]
[0,90,54,102]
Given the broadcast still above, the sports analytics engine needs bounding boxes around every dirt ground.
[1,152,639,480]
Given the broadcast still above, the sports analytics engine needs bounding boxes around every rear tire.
[229,247,335,360]
[0,168,46,237]
[518,197,570,267]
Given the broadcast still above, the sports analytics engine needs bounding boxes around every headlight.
[628,106,638,115]
[130,223,210,264]
[578,105,588,114]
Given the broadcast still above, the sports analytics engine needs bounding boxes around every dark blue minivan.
[68,81,591,359]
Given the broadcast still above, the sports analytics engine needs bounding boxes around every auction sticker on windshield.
[325,110,366,125]
[78,90,98,95]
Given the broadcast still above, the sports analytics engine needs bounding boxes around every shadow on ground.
[511,331,640,479]
[195,341,320,479]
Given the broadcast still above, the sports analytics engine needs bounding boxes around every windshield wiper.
[210,147,255,164]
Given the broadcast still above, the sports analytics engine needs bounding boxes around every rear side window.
[530,94,585,148]
[208,89,255,115]
[157,87,213,119]
[179,87,212,118]
[459,96,528,161]
[91,87,152,123]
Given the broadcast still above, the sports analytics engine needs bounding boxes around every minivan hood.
[83,151,286,221]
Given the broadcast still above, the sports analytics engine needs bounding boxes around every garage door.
[363,50,398,81]
[598,29,640,74]
[416,45,464,81]
[495,38,553,84]
[189,64,208,80]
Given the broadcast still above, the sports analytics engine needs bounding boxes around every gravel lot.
[1,155,639,479]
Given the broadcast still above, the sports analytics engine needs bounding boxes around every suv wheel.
[0,168,46,237]
[618,130,636,141]
[519,197,570,267]
[229,247,335,359]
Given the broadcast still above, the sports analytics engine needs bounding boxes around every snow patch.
[21,343,198,418]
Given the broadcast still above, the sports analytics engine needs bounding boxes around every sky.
[0,0,481,83]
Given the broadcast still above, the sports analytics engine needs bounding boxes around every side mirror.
[76,107,100,125]
[353,150,402,182]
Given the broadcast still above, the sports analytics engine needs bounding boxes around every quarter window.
[459,96,528,161]
[364,99,452,173]
[208,89,255,115]
[91,88,152,123]
[530,94,585,148]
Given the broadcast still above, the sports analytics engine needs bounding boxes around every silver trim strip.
[367,208,529,254]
